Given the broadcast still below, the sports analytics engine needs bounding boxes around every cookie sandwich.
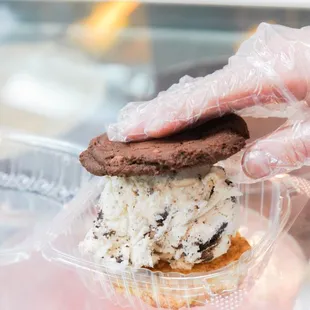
[79,114,251,308]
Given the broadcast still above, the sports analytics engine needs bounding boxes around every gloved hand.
[108,23,310,180]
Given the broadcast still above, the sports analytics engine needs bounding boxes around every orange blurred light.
[71,2,140,54]
[84,2,139,30]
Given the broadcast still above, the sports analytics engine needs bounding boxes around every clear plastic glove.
[108,23,310,181]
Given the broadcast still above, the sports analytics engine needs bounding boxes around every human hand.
[108,23,310,180]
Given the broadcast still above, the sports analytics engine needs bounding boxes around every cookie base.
[149,233,251,274]
[114,234,251,309]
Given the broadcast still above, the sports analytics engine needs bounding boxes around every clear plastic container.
[43,171,310,310]
[0,130,104,310]
[0,130,308,309]
[0,129,91,266]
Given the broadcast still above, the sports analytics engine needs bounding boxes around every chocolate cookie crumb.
[156,210,169,227]
[198,222,228,252]
[103,230,116,238]
[209,185,215,199]
[225,179,233,186]
[172,244,183,250]
[201,250,214,261]
[97,210,103,220]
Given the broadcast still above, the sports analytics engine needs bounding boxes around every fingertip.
[242,149,272,179]
[107,122,149,142]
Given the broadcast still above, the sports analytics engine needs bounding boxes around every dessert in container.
[43,168,309,310]
[0,128,308,310]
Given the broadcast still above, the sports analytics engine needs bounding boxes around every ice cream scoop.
[80,166,242,269]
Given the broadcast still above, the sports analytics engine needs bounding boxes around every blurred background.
[1,1,310,309]
[2,1,310,146]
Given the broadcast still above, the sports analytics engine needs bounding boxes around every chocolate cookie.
[80,114,249,177]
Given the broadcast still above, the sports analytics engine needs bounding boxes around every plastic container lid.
[0,129,92,266]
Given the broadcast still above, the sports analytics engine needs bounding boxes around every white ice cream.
[80,166,242,270]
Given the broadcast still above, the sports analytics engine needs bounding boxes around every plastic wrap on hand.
[107,23,310,181]
[108,23,310,143]
[110,23,310,143]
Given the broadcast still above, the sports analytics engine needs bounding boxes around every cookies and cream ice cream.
[80,166,241,270]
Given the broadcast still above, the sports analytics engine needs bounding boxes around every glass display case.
[1,2,310,310]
